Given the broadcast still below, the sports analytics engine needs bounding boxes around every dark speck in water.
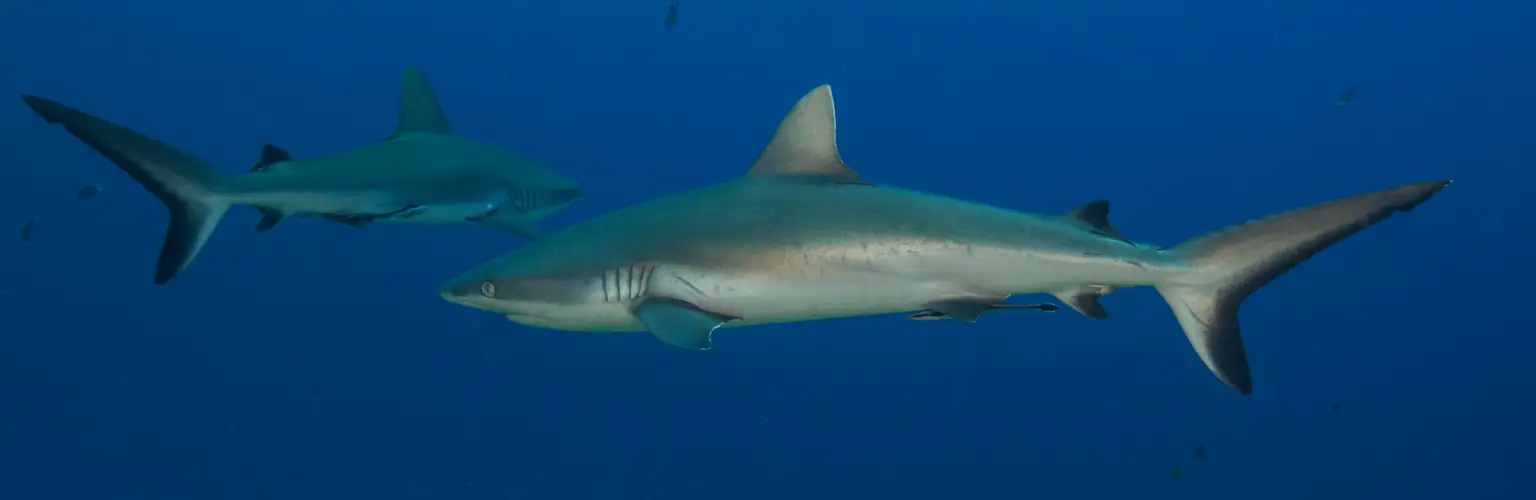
[76,184,103,201]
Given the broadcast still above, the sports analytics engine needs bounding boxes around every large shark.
[439,85,1450,394]
[21,66,581,284]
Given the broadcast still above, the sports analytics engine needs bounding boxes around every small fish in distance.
[20,219,33,242]
[1335,86,1358,107]
[76,184,103,201]
[665,0,679,30]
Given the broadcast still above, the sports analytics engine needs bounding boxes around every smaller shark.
[439,84,1450,394]
[21,66,582,284]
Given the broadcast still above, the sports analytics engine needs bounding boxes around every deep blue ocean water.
[1,1,1531,498]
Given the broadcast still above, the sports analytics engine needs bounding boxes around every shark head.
[439,264,625,330]
[454,140,584,222]
[386,65,584,226]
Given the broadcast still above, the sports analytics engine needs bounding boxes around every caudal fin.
[1157,180,1451,394]
[21,95,231,284]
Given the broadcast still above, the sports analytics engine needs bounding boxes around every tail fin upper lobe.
[1157,180,1451,394]
[21,95,231,284]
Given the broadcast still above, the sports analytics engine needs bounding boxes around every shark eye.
[479,281,497,298]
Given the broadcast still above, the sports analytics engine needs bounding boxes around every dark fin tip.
[1068,200,1127,241]
[250,144,292,172]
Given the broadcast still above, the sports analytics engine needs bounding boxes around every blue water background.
[1,1,1531,498]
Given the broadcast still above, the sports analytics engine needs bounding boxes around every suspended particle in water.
[76,183,103,201]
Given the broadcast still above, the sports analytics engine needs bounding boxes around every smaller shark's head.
[457,141,585,222]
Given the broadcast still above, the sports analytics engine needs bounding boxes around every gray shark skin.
[21,66,581,284]
[440,84,1450,394]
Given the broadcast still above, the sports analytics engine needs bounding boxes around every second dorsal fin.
[390,65,453,139]
[249,144,292,173]
[1067,200,1127,241]
[745,85,865,184]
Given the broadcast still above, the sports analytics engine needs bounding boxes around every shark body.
[441,85,1450,394]
[22,66,581,284]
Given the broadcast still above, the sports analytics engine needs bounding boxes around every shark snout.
[440,278,490,303]
[439,274,597,312]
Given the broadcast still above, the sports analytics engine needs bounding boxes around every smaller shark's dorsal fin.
[249,144,292,173]
[1067,200,1126,240]
[391,65,453,139]
[746,85,864,184]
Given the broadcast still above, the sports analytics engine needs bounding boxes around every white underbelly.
[661,267,972,328]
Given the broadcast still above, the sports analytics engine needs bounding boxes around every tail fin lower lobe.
[22,95,231,284]
[1156,180,1451,394]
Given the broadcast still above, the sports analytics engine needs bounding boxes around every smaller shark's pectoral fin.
[320,214,372,229]
[1051,285,1116,319]
[634,298,739,351]
[320,205,426,229]
[908,300,1059,322]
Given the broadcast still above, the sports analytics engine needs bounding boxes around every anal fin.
[1051,286,1117,319]
[634,298,740,351]
[254,207,289,232]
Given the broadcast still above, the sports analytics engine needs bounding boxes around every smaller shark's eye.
[480,281,497,298]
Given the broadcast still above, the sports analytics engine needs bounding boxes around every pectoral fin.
[320,214,371,229]
[908,301,1059,322]
[634,298,739,351]
[321,205,425,228]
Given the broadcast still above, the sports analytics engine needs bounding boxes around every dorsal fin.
[249,144,292,173]
[390,65,452,139]
[746,85,864,184]
[1067,200,1126,240]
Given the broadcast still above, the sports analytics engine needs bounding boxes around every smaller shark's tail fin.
[248,144,294,232]
[21,95,232,285]
[1155,180,1451,394]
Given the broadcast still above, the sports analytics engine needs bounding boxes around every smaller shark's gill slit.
[616,265,628,301]
[602,268,613,303]
[509,187,528,212]
[626,264,638,301]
